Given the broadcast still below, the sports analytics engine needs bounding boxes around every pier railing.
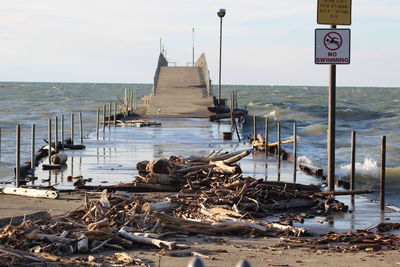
[152,53,168,96]
[195,53,212,97]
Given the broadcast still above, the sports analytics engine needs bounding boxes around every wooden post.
[134,90,137,110]
[230,93,234,131]
[48,119,52,164]
[103,105,106,134]
[130,91,134,112]
[15,125,20,188]
[277,121,281,172]
[61,115,64,150]
[31,124,35,176]
[265,118,269,155]
[55,117,58,153]
[350,131,356,191]
[114,101,117,126]
[96,108,99,140]
[293,122,297,183]
[380,135,386,210]
[79,112,83,144]
[70,113,74,145]
[108,102,111,128]
[253,115,256,139]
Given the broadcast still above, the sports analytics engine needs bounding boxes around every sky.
[0,0,399,87]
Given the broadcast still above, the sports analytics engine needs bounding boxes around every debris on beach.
[0,150,390,264]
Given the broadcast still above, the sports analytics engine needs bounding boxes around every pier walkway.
[145,53,214,118]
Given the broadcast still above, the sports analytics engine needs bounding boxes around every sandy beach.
[1,192,400,267]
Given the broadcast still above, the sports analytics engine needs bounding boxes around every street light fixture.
[217,8,226,106]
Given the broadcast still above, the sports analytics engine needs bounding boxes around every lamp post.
[217,8,226,106]
[192,27,195,67]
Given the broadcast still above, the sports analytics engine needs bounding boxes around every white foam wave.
[264,110,276,119]
[338,158,379,178]
[297,155,312,165]
[300,124,327,136]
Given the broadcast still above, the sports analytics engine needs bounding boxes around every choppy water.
[1,82,400,205]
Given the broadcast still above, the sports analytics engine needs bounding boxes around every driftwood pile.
[278,223,400,252]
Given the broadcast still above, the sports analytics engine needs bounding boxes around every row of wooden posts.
[94,90,138,140]
[5,112,84,188]
[250,115,388,210]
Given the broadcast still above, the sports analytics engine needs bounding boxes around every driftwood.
[142,201,179,213]
[50,153,68,165]
[118,227,179,249]
[0,211,51,228]
[0,187,59,199]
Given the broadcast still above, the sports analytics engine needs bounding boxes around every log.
[210,160,241,174]
[299,164,323,177]
[50,153,68,165]
[222,150,251,164]
[142,201,179,213]
[63,144,85,150]
[0,211,51,227]
[262,200,318,211]
[75,182,177,192]
[87,218,109,231]
[0,187,59,199]
[267,222,306,237]
[146,173,186,185]
[118,227,178,249]
[175,164,216,174]
[312,189,373,197]
[146,159,172,175]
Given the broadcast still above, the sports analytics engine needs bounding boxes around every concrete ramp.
[146,65,213,118]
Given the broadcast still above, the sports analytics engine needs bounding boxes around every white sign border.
[315,28,351,65]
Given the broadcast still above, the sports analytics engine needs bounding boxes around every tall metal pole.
[108,102,112,128]
[79,112,83,144]
[48,118,52,164]
[293,122,297,183]
[96,108,99,140]
[253,115,257,139]
[277,121,281,181]
[0,127,2,165]
[218,17,223,105]
[15,125,20,188]
[114,101,117,126]
[192,27,195,67]
[31,124,35,176]
[55,117,59,153]
[103,105,106,134]
[70,113,74,145]
[61,114,64,150]
[265,118,269,155]
[380,135,386,210]
[350,131,356,191]
[328,25,337,191]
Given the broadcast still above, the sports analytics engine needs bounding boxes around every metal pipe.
[108,102,111,128]
[70,113,74,145]
[15,125,21,188]
[277,121,281,172]
[265,118,269,155]
[55,117,58,153]
[79,112,83,144]
[328,25,337,192]
[218,17,223,105]
[350,131,356,191]
[293,122,297,183]
[380,135,386,210]
[48,118,52,164]
[96,108,99,140]
[103,105,106,134]
[61,114,64,150]
[31,124,35,176]
[134,91,137,110]
[253,115,257,139]
[0,127,1,165]
[114,101,117,126]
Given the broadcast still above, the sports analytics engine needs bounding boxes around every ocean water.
[0,82,399,205]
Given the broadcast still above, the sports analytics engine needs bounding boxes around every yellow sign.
[317,0,352,25]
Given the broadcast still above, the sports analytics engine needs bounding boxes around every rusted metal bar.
[265,118,269,156]
[253,115,256,139]
[96,108,99,140]
[61,114,64,150]
[15,125,20,187]
[55,117,58,153]
[293,122,297,183]
[48,119,52,164]
[70,113,74,145]
[79,112,83,144]
[277,121,281,180]
[350,131,356,191]
[380,135,386,210]
[31,124,35,175]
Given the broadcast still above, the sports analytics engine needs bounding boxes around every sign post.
[316,0,352,191]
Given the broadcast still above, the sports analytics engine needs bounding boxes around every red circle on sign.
[323,32,342,51]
